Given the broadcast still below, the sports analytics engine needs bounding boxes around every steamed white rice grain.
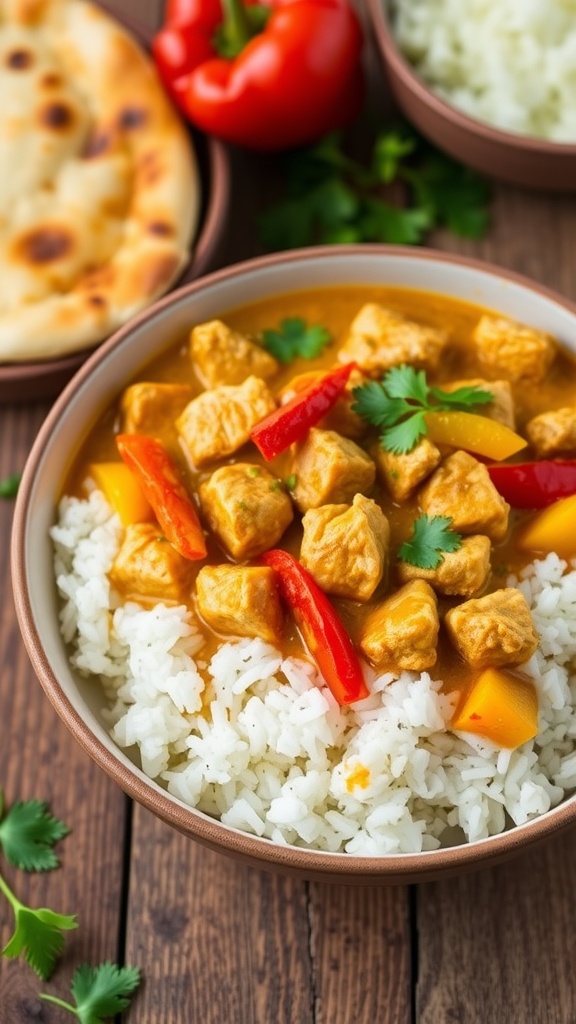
[391,0,576,141]
[51,493,576,855]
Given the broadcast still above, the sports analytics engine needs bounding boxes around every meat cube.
[526,407,576,457]
[291,428,375,512]
[419,451,510,542]
[199,463,293,560]
[190,319,278,388]
[472,314,556,383]
[373,437,441,502]
[338,303,448,377]
[278,368,367,439]
[442,378,516,429]
[110,523,194,602]
[176,376,276,468]
[300,495,390,601]
[359,580,439,671]
[445,588,539,668]
[120,382,194,434]
[196,565,283,644]
[398,535,492,598]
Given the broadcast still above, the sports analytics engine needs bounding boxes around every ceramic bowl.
[11,246,576,884]
[367,0,576,192]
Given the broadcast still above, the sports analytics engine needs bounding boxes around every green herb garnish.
[261,317,331,364]
[258,126,491,250]
[398,515,462,570]
[0,792,69,871]
[0,874,77,979]
[40,962,141,1022]
[0,472,21,498]
[352,365,493,454]
[285,474,297,490]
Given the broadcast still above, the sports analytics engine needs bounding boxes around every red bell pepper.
[487,460,576,509]
[262,549,369,706]
[153,0,364,151]
[250,362,355,460]
[116,434,207,561]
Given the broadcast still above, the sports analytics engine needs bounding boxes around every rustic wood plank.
[309,884,412,1024]
[124,807,315,1024]
[0,406,128,1023]
[112,0,164,31]
[417,832,576,1024]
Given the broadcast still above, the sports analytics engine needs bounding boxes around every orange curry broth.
[65,285,576,701]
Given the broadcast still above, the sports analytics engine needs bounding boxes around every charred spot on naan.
[14,225,74,265]
[119,106,148,133]
[5,48,34,69]
[39,100,77,132]
[82,131,113,159]
[148,222,174,238]
[39,71,62,89]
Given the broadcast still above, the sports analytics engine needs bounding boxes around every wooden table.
[3,2,576,1021]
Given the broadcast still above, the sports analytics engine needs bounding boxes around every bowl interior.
[13,246,576,881]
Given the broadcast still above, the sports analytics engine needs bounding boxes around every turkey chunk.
[196,565,283,644]
[526,407,576,457]
[120,382,194,434]
[190,319,278,387]
[110,523,194,602]
[300,495,390,601]
[360,580,439,671]
[419,451,510,541]
[398,535,492,598]
[472,314,556,382]
[199,463,293,560]
[445,588,539,668]
[374,437,441,502]
[338,303,448,377]
[442,378,516,430]
[176,376,276,468]
[291,429,375,512]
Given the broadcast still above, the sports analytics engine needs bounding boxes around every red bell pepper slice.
[487,460,576,509]
[250,362,356,460]
[262,549,369,706]
[116,434,207,561]
[153,0,364,152]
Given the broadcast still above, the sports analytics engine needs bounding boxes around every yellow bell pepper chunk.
[519,493,576,559]
[452,667,539,749]
[425,411,527,461]
[89,462,153,526]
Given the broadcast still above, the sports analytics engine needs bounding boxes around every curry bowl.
[12,245,576,884]
[367,0,576,192]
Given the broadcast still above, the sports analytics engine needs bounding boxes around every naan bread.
[0,0,200,361]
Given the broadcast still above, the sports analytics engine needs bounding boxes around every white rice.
[51,490,576,855]
[391,0,576,141]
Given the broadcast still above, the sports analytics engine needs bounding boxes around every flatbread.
[0,0,200,361]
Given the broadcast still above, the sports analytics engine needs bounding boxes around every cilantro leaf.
[40,962,141,1022]
[430,384,493,409]
[352,366,495,453]
[258,125,490,253]
[0,792,69,871]
[398,515,463,569]
[261,318,332,363]
[381,411,428,455]
[0,872,77,980]
[0,473,21,498]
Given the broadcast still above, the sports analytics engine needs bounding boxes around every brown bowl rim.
[11,243,576,883]
[368,0,576,157]
[0,4,232,405]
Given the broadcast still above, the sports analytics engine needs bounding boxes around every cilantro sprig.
[0,793,75,979]
[261,317,332,363]
[352,365,493,454]
[258,126,491,250]
[398,515,463,570]
[40,962,141,1022]
[0,791,69,871]
[0,872,77,980]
